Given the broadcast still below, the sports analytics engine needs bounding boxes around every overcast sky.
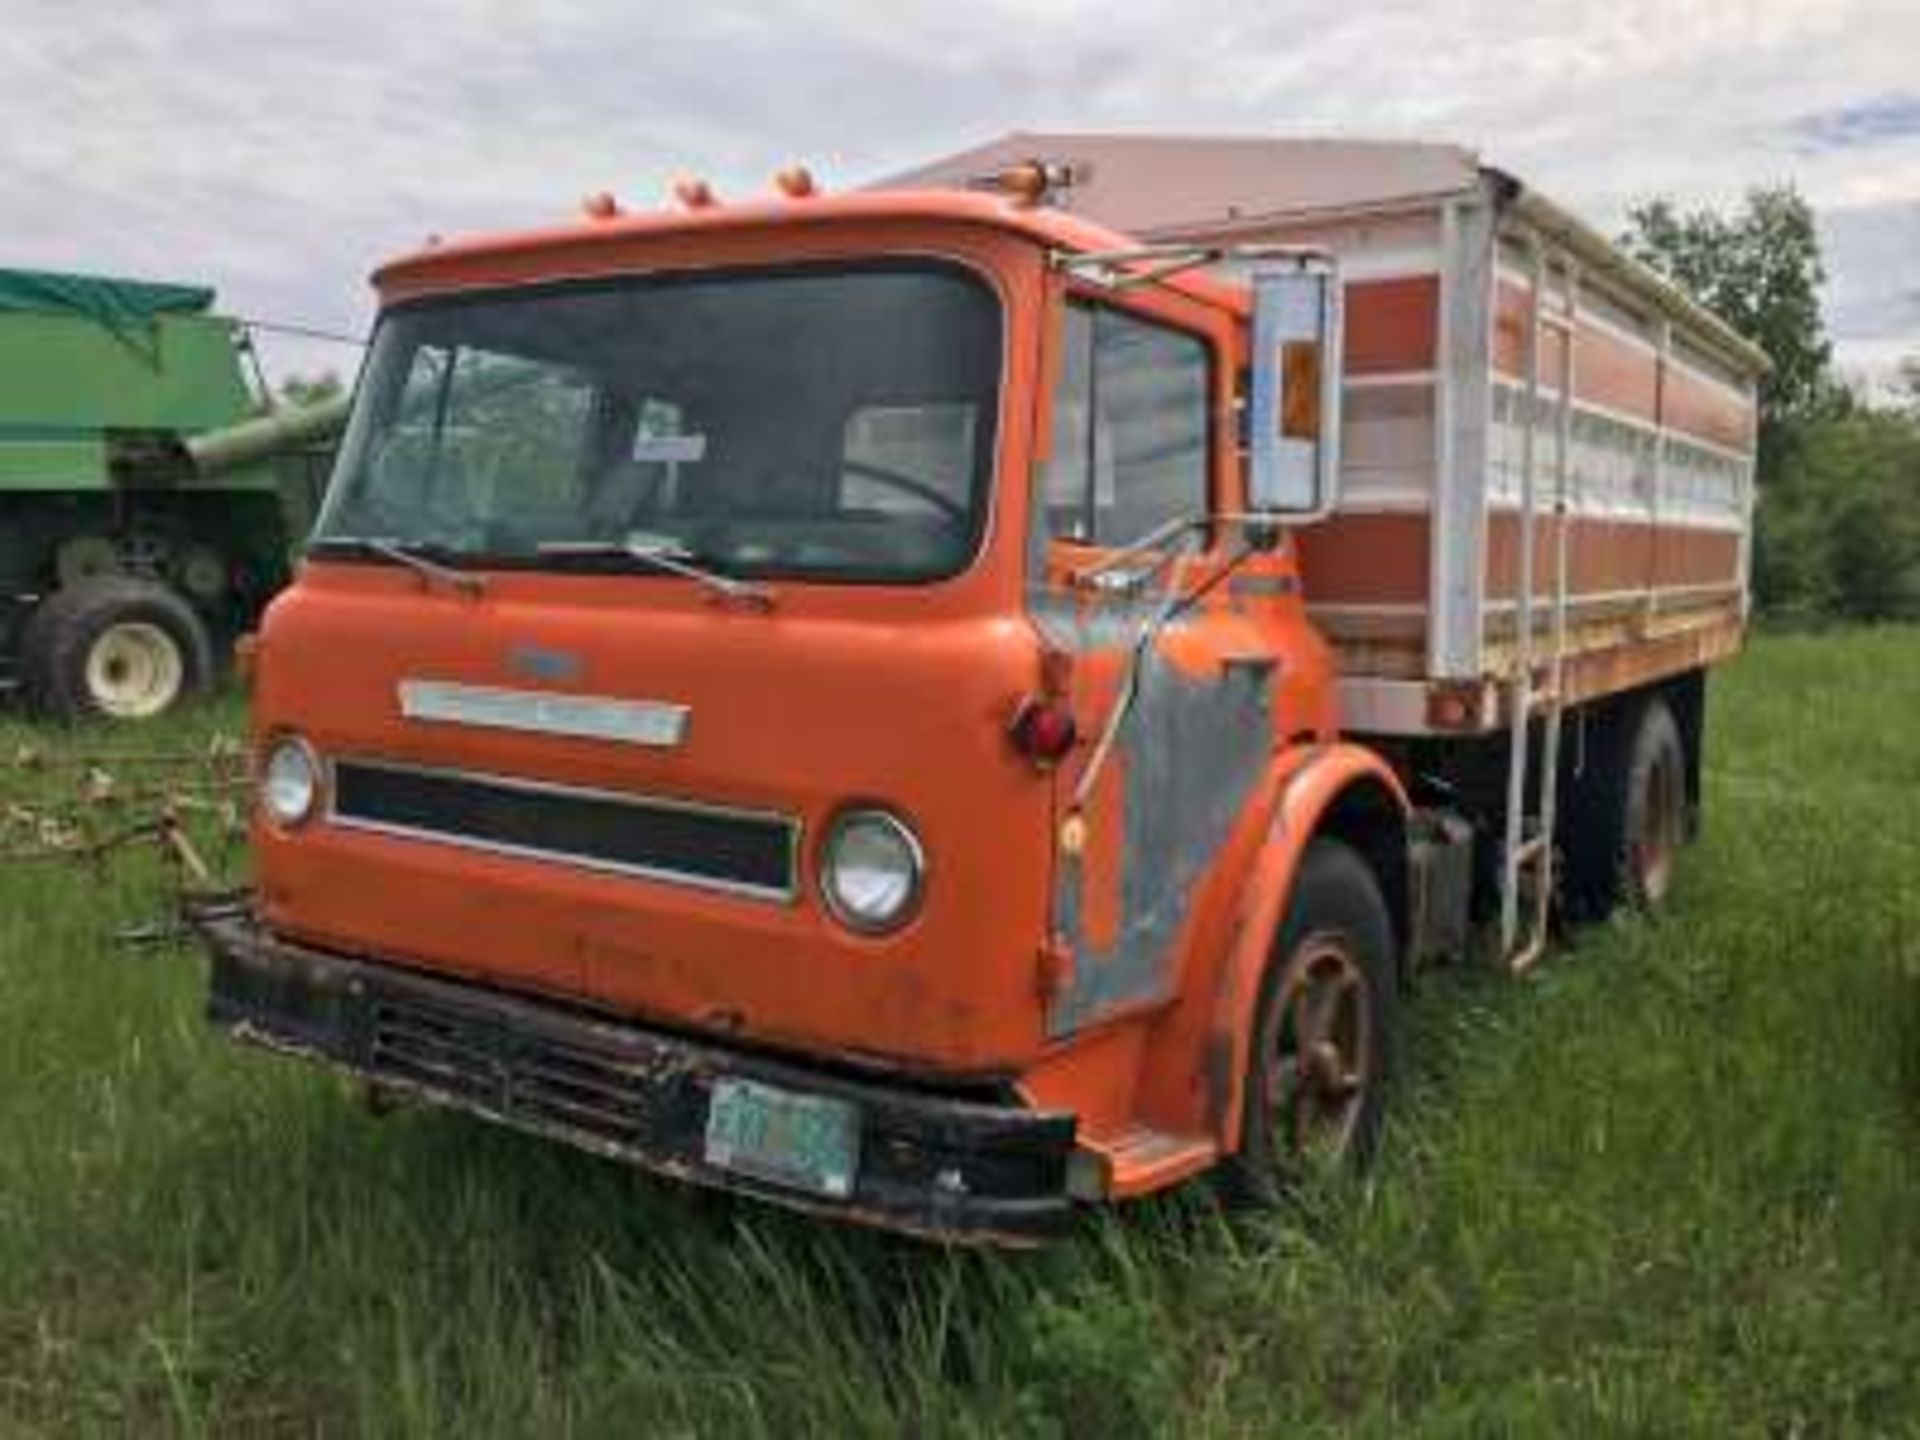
[2,0,1914,387]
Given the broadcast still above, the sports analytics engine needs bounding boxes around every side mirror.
[1248,263,1343,518]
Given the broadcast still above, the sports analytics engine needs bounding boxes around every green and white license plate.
[703,1078,861,1199]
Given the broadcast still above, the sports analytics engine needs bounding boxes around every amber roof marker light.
[773,165,819,199]
[670,175,720,210]
[964,158,1093,208]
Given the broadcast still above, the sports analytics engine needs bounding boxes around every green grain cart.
[0,267,347,720]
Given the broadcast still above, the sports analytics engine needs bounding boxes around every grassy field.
[3,629,1918,1437]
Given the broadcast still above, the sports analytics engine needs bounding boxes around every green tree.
[1812,412,1920,621]
[1621,192,1920,624]
[278,371,344,408]
[1757,409,1920,623]
[1620,187,1834,432]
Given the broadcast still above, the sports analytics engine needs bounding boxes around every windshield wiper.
[536,535,774,609]
[317,536,486,597]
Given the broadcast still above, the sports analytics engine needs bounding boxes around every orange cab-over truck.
[194,137,1764,1244]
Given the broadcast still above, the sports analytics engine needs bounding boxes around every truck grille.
[368,990,674,1150]
[329,759,797,900]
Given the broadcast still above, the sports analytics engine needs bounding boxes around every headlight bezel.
[260,734,323,829]
[817,807,926,936]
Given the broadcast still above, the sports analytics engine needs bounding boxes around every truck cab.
[199,177,1472,1242]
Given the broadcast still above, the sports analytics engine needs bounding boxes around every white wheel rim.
[85,622,185,718]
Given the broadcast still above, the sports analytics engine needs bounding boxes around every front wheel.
[1217,838,1398,1205]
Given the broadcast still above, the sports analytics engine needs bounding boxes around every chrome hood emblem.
[398,680,689,748]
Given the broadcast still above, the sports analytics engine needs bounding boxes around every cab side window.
[1040,303,1210,546]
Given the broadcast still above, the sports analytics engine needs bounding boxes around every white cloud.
[0,0,1914,380]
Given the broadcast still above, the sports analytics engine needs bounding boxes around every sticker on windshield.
[632,433,708,464]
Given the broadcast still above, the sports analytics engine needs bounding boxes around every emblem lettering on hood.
[399,680,689,747]
[509,643,582,683]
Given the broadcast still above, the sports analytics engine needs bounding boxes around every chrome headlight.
[820,809,924,934]
[261,736,322,827]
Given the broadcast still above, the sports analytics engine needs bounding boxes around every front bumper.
[192,906,1077,1246]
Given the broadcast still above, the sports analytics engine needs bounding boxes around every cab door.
[1029,288,1283,1038]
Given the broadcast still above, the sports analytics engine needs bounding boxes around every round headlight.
[261,736,321,827]
[820,809,924,934]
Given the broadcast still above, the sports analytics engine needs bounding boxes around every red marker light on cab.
[1011,698,1078,765]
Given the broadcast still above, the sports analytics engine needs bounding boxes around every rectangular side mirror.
[1248,263,1343,517]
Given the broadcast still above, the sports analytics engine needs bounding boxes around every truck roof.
[370,187,1250,314]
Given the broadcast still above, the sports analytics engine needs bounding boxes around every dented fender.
[1203,742,1409,1152]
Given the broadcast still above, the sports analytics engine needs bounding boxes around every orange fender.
[1203,742,1408,1152]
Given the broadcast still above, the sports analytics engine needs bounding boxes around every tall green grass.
[3,630,1917,1436]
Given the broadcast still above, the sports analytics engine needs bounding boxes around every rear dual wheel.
[1620,700,1687,910]
[1560,694,1688,922]
[1218,838,1398,1204]
[21,576,213,722]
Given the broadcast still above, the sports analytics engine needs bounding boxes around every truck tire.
[1561,694,1686,920]
[21,576,213,722]
[1217,838,1399,1205]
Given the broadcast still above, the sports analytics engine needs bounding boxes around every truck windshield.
[313,262,1002,583]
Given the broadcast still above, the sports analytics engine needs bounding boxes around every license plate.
[703,1078,860,1199]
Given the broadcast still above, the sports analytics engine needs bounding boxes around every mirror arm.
[1050,242,1336,290]
[1067,512,1286,593]
[1067,513,1200,587]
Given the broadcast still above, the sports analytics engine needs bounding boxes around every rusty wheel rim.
[1262,934,1373,1167]
[1637,743,1684,905]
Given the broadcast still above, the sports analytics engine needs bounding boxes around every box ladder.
[1500,247,1579,974]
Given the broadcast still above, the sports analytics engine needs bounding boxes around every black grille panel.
[369,993,664,1148]
[330,760,795,898]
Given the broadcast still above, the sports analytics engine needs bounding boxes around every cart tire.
[1217,838,1398,1206]
[22,577,213,722]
